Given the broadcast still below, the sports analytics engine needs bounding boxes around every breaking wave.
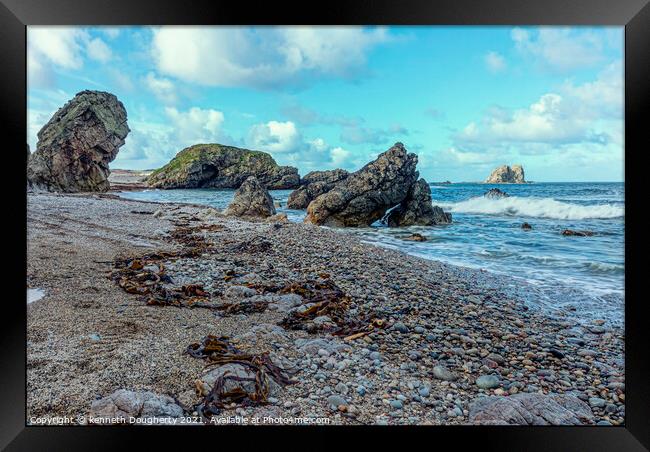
[437,196,624,220]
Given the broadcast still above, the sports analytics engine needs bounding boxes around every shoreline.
[27,192,625,425]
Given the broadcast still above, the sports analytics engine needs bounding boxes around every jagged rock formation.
[27,90,130,192]
[485,165,525,184]
[468,393,594,425]
[224,176,276,218]
[287,169,349,209]
[146,144,300,189]
[385,178,452,227]
[305,142,435,227]
[484,188,509,198]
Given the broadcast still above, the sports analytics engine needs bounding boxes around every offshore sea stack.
[304,142,451,227]
[146,144,300,190]
[27,90,130,192]
[287,169,349,209]
[484,165,526,184]
[224,176,276,218]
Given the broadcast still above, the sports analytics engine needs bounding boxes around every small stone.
[433,365,458,382]
[389,400,404,410]
[393,322,409,333]
[476,375,500,389]
[327,395,347,409]
[589,397,606,408]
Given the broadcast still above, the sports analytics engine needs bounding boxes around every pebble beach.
[26,192,625,425]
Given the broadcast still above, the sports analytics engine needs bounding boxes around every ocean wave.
[583,262,625,274]
[436,196,624,220]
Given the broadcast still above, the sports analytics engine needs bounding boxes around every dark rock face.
[484,188,509,199]
[468,393,594,425]
[287,169,349,209]
[485,165,525,183]
[27,90,130,192]
[224,176,276,218]
[562,229,595,237]
[305,143,420,227]
[146,144,299,190]
[385,178,452,227]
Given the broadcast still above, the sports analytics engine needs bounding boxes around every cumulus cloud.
[27,27,115,88]
[246,121,302,153]
[511,27,607,72]
[151,26,390,89]
[164,106,225,145]
[484,51,506,73]
[453,60,622,155]
[144,72,177,104]
[114,107,230,168]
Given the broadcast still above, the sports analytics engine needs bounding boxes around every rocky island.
[484,165,526,184]
[146,144,300,190]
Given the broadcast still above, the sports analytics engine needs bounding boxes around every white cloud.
[27,27,116,88]
[144,72,177,104]
[247,121,302,153]
[164,106,225,145]
[484,51,506,73]
[329,147,350,166]
[511,27,605,72]
[28,27,87,70]
[86,37,113,62]
[151,26,390,89]
[454,61,622,152]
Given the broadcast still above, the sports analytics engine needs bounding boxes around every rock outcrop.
[304,143,420,227]
[468,393,594,425]
[287,169,349,209]
[146,144,299,189]
[385,178,452,227]
[27,90,130,192]
[484,188,509,198]
[484,165,525,184]
[224,176,276,218]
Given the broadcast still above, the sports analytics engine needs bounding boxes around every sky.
[27,26,624,182]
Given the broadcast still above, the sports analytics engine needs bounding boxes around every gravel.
[26,192,625,426]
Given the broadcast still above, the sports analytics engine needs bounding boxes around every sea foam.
[437,196,624,220]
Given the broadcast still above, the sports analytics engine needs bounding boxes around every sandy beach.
[26,192,625,425]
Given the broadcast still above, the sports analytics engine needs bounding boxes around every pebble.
[433,365,458,382]
[476,375,500,389]
[393,322,409,333]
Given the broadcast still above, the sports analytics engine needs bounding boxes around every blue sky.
[27,26,624,182]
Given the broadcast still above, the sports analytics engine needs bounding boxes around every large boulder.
[287,169,349,209]
[89,389,184,424]
[468,393,594,425]
[27,90,130,192]
[385,178,451,227]
[146,144,300,189]
[224,176,276,218]
[305,143,419,227]
[485,165,525,184]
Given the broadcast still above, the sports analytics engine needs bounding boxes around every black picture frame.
[2,0,648,449]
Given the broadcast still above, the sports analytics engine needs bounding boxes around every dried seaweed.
[186,335,295,418]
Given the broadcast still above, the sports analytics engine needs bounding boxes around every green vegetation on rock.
[146,144,300,190]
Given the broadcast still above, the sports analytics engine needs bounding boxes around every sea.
[118,182,625,326]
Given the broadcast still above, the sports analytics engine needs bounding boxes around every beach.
[26,191,625,425]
